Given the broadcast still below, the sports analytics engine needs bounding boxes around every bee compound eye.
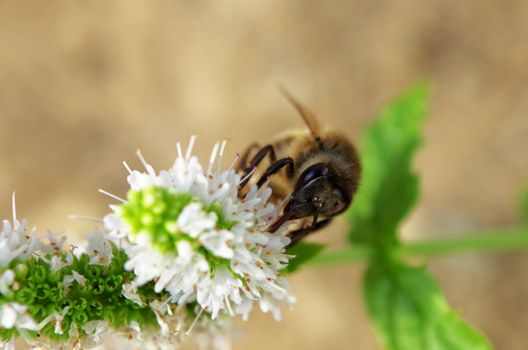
[299,164,330,187]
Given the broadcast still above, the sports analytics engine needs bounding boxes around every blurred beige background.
[1,1,528,349]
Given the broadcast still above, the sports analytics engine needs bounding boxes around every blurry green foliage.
[365,263,491,350]
[348,85,427,248]
[352,86,493,350]
[284,242,325,273]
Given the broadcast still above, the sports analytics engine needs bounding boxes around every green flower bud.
[71,310,88,326]
[15,263,28,280]
[15,287,36,304]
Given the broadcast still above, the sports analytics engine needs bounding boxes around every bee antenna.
[276,84,321,136]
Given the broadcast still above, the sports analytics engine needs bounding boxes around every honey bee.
[236,88,361,247]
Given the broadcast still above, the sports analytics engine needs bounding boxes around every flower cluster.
[0,211,246,350]
[0,139,296,349]
[0,216,162,349]
[104,140,295,321]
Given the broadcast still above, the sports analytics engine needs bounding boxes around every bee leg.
[236,143,260,171]
[286,217,332,248]
[238,144,277,188]
[256,157,294,188]
[268,210,294,233]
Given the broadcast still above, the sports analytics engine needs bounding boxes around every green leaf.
[364,263,493,350]
[349,85,429,246]
[284,242,326,273]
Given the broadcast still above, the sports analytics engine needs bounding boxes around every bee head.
[284,163,351,220]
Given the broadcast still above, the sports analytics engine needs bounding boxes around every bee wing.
[278,85,321,136]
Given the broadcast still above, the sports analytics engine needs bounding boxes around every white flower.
[0,302,39,331]
[0,219,42,268]
[196,266,242,319]
[199,229,234,259]
[177,203,217,238]
[84,231,113,266]
[115,301,233,350]
[34,233,73,274]
[45,231,67,254]
[0,196,68,269]
[122,283,143,306]
[103,212,130,241]
[63,271,87,293]
[104,138,295,321]
[82,320,109,345]
[50,307,70,335]
[48,253,74,272]
[0,269,15,295]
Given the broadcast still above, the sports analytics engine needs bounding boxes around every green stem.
[401,227,528,256]
[309,227,528,266]
[308,245,373,265]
